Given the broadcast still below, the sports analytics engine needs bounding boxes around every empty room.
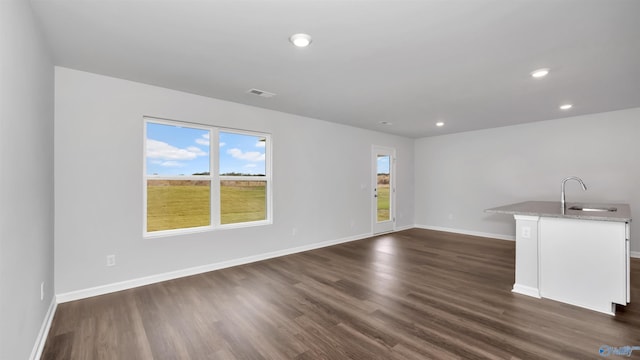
[3,0,640,359]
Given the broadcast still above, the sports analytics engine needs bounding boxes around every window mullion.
[211,128,221,227]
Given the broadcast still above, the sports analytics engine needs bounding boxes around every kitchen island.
[486,201,631,315]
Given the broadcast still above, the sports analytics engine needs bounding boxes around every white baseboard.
[512,284,541,299]
[414,224,515,241]
[57,232,373,303]
[373,225,412,236]
[631,251,640,259]
[30,297,57,360]
[394,224,414,232]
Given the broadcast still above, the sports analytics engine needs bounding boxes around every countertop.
[485,201,631,222]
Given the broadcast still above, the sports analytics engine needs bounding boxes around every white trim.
[414,224,515,241]
[394,224,414,232]
[540,293,616,316]
[512,284,541,299]
[217,219,272,230]
[212,127,221,227]
[630,251,640,259]
[57,232,373,303]
[29,297,57,360]
[146,175,213,180]
[513,215,540,221]
[144,224,215,239]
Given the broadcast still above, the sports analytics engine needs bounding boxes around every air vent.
[247,88,276,98]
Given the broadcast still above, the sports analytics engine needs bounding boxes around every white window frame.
[143,117,272,237]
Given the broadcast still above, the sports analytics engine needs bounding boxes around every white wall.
[0,1,55,359]
[415,108,640,251]
[54,67,414,295]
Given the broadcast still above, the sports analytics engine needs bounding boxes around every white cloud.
[195,133,210,146]
[147,139,207,161]
[227,148,265,162]
[186,146,207,156]
[160,161,185,167]
[219,142,226,147]
[255,141,265,148]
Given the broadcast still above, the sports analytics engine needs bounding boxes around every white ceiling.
[30,0,640,138]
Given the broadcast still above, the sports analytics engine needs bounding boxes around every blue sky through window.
[219,132,266,175]
[377,155,390,175]
[146,122,266,176]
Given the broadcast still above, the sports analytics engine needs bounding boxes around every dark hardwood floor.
[42,229,640,359]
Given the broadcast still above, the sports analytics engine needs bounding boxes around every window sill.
[144,220,272,239]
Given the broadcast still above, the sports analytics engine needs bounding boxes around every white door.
[372,146,395,234]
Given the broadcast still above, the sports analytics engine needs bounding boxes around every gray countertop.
[485,201,631,222]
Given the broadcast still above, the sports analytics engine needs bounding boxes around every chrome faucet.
[561,176,587,212]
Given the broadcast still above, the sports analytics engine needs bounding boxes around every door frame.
[372,145,396,234]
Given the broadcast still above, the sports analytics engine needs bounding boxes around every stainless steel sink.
[568,204,617,212]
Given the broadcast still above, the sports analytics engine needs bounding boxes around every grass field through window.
[147,180,266,232]
[377,185,390,221]
[220,180,266,225]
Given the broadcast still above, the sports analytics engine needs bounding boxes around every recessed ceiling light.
[559,104,573,110]
[379,121,392,126]
[531,68,550,78]
[289,33,312,47]
[436,121,445,127]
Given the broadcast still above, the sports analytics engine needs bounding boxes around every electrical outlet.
[106,254,116,267]
[40,282,44,301]
[521,226,531,239]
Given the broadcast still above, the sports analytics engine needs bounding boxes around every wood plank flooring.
[42,229,640,359]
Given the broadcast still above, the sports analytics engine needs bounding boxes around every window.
[144,118,271,236]
[219,131,267,225]
[376,155,391,222]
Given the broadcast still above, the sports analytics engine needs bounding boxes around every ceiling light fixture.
[289,33,312,47]
[436,121,444,127]
[531,68,550,78]
[559,104,573,110]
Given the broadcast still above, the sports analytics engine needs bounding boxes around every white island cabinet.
[486,201,631,315]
